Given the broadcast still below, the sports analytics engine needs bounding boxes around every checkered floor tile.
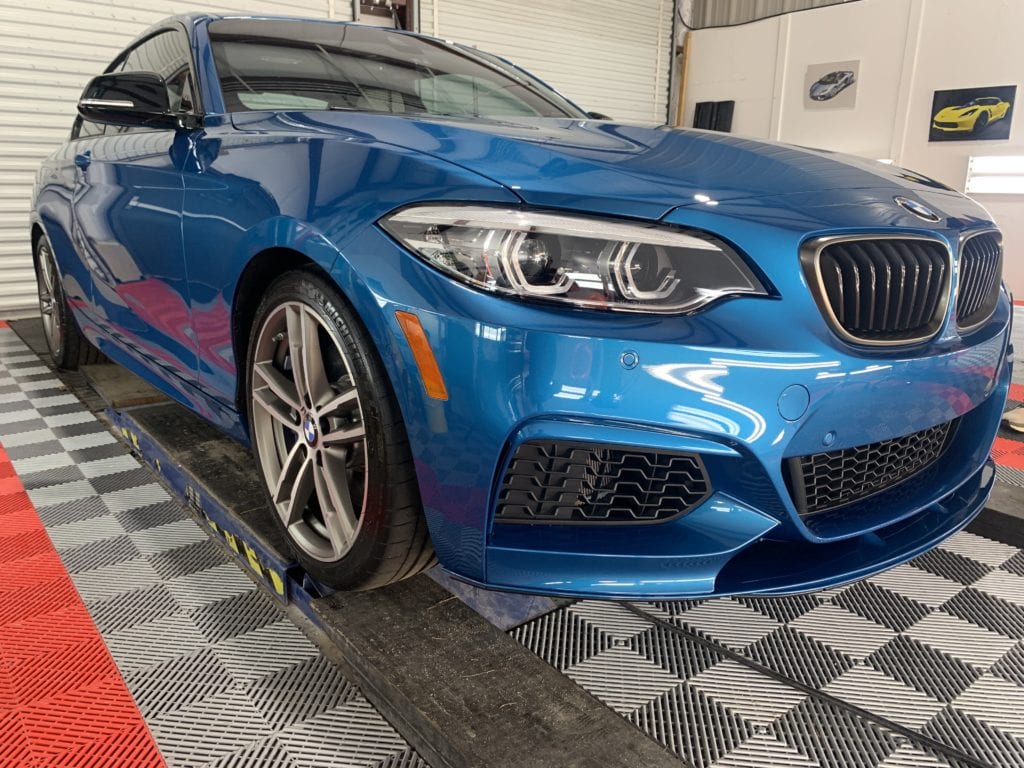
[0,328,427,768]
[515,528,1024,767]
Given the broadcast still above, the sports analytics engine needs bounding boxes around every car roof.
[137,12,443,47]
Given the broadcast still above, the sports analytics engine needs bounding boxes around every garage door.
[0,0,350,316]
[418,0,674,124]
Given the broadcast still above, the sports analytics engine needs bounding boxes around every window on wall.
[360,0,402,28]
[966,156,1024,195]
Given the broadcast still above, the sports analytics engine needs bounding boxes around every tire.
[973,112,989,133]
[34,235,101,370]
[245,269,435,590]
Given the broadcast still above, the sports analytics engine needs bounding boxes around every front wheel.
[973,112,990,133]
[246,270,434,590]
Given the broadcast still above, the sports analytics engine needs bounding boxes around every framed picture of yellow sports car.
[930,85,1016,142]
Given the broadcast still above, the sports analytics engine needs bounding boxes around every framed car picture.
[929,85,1016,141]
[804,60,859,110]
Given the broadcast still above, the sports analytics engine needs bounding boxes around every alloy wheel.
[37,244,61,354]
[251,301,368,562]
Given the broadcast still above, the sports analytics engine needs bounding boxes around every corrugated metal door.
[0,0,352,316]
[418,0,673,124]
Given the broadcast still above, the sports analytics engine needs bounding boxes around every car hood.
[235,112,968,220]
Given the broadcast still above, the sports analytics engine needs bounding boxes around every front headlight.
[380,206,767,313]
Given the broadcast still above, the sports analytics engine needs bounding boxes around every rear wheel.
[246,270,434,590]
[34,235,100,369]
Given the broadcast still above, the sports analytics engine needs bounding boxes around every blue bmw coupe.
[30,15,1011,598]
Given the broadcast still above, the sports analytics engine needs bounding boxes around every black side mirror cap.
[77,71,180,129]
[586,111,612,120]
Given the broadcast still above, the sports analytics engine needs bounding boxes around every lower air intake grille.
[956,231,1003,330]
[787,419,958,517]
[496,441,711,523]
[809,237,950,344]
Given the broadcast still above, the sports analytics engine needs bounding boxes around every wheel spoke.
[39,251,54,293]
[321,423,366,446]
[38,249,56,317]
[273,442,313,526]
[285,305,332,408]
[284,306,309,405]
[313,454,358,557]
[253,387,299,433]
[300,317,332,409]
[252,360,300,433]
[319,387,359,419]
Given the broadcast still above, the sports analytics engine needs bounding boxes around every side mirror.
[586,111,612,120]
[77,71,178,129]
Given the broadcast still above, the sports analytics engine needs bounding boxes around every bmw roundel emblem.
[303,416,318,446]
[894,196,941,223]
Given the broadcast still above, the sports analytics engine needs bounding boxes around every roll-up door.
[418,0,673,124]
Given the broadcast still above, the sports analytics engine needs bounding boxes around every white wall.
[777,0,912,159]
[683,17,781,138]
[683,0,1024,294]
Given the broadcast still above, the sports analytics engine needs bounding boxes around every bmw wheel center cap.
[303,416,318,446]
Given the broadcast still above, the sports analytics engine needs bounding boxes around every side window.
[71,115,105,140]
[112,29,195,132]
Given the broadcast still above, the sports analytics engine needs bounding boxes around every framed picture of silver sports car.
[929,85,1016,142]
[804,60,859,109]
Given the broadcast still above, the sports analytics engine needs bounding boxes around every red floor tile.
[0,445,164,768]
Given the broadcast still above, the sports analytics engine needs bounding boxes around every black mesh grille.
[496,441,711,523]
[787,419,958,517]
[956,231,1003,330]
[813,238,949,343]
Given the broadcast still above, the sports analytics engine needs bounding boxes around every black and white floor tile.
[515,534,1024,768]
[0,327,427,768]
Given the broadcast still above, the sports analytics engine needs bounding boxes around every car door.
[71,28,197,381]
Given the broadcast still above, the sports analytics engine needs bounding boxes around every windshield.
[208,19,585,119]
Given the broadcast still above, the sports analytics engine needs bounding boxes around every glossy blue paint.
[30,14,1011,598]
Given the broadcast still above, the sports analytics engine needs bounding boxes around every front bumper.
[932,118,974,132]
[417,300,1009,598]
[334,219,1012,599]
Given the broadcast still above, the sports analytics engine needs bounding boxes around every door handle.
[74,151,92,170]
